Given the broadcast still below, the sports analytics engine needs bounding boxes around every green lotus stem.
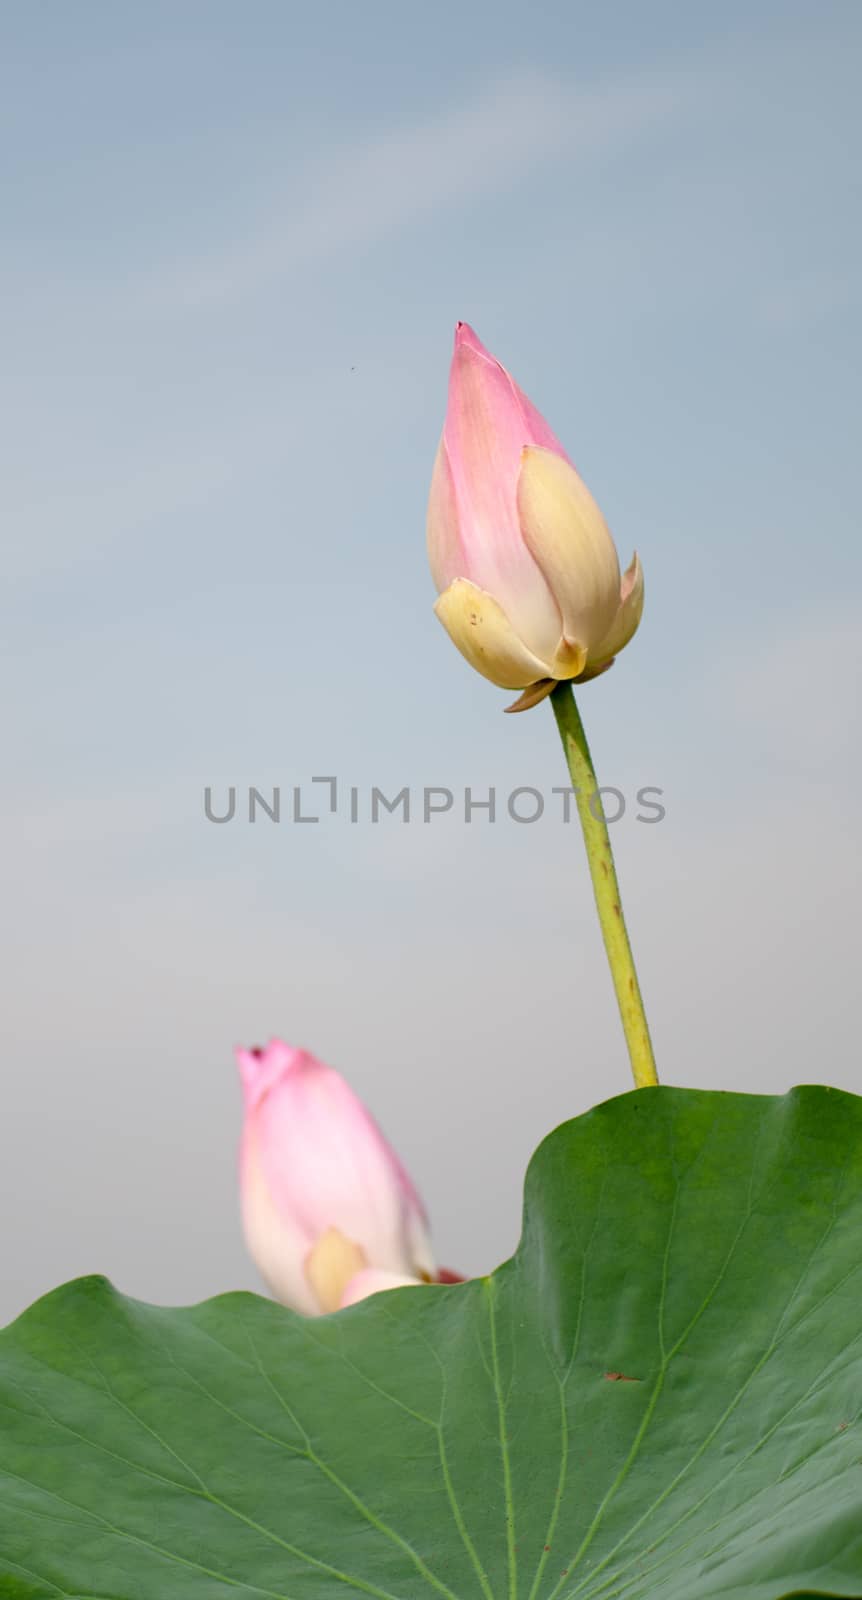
[550,682,658,1090]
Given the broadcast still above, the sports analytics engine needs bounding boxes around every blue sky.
[2,0,861,1320]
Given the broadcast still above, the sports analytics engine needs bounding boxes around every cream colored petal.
[434,578,555,689]
[305,1227,368,1315]
[550,637,588,678]
[580,551,644,681]
[517,447,621,655]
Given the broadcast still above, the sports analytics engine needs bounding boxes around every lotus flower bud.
[237,1040,434,1314]
[427,322,643,709]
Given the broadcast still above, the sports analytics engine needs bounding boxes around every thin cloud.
[136,68,692,313]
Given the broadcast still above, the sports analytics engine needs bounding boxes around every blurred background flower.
[237,1039,438,1313]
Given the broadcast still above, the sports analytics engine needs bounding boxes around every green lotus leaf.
[1,1085,860,1599]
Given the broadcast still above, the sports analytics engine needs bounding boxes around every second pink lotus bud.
[236,1040,438,1314]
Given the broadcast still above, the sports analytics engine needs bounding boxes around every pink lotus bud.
[427,323,643,709]
[236,1040,435,1314]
